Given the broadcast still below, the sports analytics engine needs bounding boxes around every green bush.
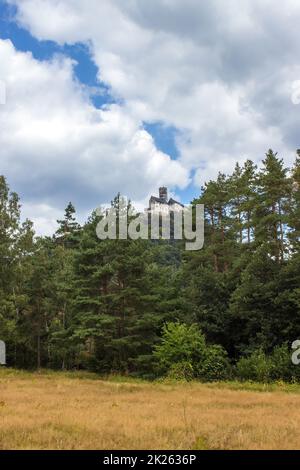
[197,345,232,381]
[236,349,272,382]
[270,344,300,382]
[236,345,300,383]
[153,322,206,374]
[167,361,194,381]
[268,344,291,381]
[154,322,231,381]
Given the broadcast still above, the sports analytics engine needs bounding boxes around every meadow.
[0,369,300,450]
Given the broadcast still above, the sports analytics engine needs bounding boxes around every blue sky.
[0,3,116,109]
[0,0,299,233]
[0,0,198,216]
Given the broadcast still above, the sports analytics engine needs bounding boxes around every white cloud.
[3,0,300,232]
[0,38,189,233]
[21,202,62,236]
[10,1,300,173]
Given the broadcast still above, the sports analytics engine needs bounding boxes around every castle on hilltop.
[146,187,184,214]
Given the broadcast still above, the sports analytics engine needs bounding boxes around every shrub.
[236,344,300,383]
[196,345,232,381]
[270,344,300,382]
[236,349,272,382]
[269,344,292,381]
[153,322,206,375]
[167,361,194,381]
[154,322,231,381]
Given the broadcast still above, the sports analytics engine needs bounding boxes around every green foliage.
[269,344,296,382]
[154,322,231,381]
[1,148,300,381]
[236,345,300,383]
[196,344,232,381]
[167,361,194,381]
[236,350,272,382]
[154,322,206,373]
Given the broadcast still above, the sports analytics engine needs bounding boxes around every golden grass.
[1,369,300,450]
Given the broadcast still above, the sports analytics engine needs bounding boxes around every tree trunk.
[37,334,41,370]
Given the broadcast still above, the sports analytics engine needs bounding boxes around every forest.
[1,149,300,382]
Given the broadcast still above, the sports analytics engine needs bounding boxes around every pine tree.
[229,244,281,356]
[1,149,299,377]
[288,151,300,251]
[255,150,290,262]
[22,237,57,369]
[71,197,185,375]
[0,176,35,365]
[55,202,81,248]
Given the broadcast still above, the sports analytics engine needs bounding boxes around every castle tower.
[159,187,168,202]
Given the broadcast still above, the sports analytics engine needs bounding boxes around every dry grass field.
[1,369,300,450]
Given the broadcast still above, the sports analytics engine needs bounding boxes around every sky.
[0,0,300,234]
